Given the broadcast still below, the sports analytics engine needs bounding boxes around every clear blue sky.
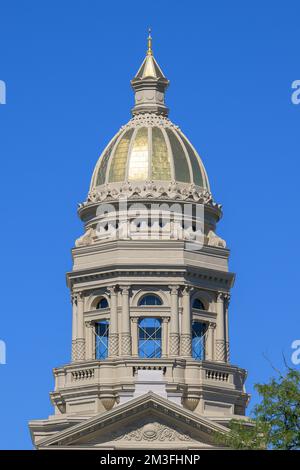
[0,1,299,449]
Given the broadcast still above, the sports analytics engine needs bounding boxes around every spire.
[131,30,169,116]
[147,27,152,56]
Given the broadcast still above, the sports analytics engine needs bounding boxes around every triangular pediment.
[37,393,229,449]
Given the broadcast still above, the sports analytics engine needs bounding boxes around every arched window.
[138,318,162,358]
[192,321,206,360]
[95,320,109,359]
[192,298,205,310]
[138,294,162,306]
[96,297,109,309]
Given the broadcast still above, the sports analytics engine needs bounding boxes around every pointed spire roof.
[131,29,170,116]
[134,29,166,80]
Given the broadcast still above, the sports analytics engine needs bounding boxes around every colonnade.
[71,286,230,363]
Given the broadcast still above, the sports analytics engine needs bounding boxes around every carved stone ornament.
[182,396,200,412]
[217,292,230,303]
[121,113,180,131]
[206,229,226,248]
[75,227,96,247]
[82,181,220,208]
[112,421,191,442]
[101,397,115,411]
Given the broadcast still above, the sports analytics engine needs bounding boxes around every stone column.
[205,322,215,361]
[169,285,180,356]
[120,285,132,356]
[224,294,230,362]
[162,317,169,357]
[181,286,192,357]
[85,321,94,360]
[107,286,119,357]
[131,317,139,357]
[216,293,226,362]
[76,292,85,361]
[71,294,77,362]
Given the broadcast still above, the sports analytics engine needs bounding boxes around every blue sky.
[0,1,299,449]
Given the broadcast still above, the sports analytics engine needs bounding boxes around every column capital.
[85,320,94,328]
[182,285,193,296]
[217,292,230,303]
[76,291,85,302]
[119,285,131,295]
[162,317,170,323]
[168,285,180,295]
[72,291,85,305]
[217,292,226,302]
[106,285,118,296]
[208,321,216,329]
[131,317,139,323]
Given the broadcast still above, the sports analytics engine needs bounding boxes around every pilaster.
[71,293,77,362]
[216,292,226,362]
[131,317,139,357]
[85,321,94,360]
[120,285,132,356]
[180,286,192,357]
[205,322,216,361]
[107,286,119,357]
[224,294,230,362]
[162,317,169,357]
[75,292,85,361]
[169,285,180,356]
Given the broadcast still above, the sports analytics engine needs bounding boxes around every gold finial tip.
[147,27,153,55]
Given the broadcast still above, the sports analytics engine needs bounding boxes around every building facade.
[29,34,249,449]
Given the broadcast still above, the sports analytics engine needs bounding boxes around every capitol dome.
[90,33,210,193]
[90,114,210,189]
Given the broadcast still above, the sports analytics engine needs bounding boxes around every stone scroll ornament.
[112,421,191,442]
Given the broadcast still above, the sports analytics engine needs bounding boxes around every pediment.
[37,392,228,449]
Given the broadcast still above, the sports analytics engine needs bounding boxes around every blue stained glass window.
[138,318,162,358]
[95,320,109,359]
[97,297,109,309]
[192,298,205,310]
[192,322,206,360]
[138,295,162,306]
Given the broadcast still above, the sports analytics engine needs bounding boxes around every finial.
[147,27,153,56]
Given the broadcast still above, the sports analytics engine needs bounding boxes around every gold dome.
[91,115,210,190]
[90,33,210,192]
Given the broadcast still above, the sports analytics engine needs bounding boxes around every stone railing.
[53,359,245,391]
[205,369,229,382]
[71,368,95,381]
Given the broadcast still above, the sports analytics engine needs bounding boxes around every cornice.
[66,265,234,290]
[71,238,230,257]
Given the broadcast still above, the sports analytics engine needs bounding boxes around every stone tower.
[29,33,249,449]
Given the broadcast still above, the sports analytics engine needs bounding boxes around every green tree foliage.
[216,419,270,449]
[216,367,300,449]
